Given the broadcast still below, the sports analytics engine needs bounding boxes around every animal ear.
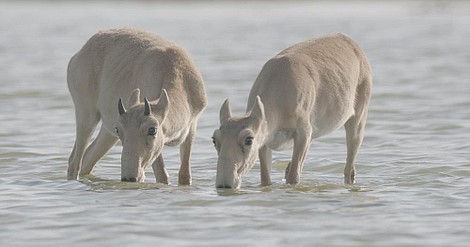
[118,98,126,115]
[219,98,232,125]
[154,89,170,123]
[249,96,265,125]
[127,88,141,107]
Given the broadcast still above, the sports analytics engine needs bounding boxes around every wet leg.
[80,125,118,176]
[152,153,169,184]
[259,145,272,186]
[178,122,197,185]
[285,125,312,185]
[67,110,99,180]
[344,115,367,184]
[344,79,371,184]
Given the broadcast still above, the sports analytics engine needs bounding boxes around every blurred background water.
[0,1,469,246]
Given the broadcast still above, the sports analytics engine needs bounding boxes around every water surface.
[1,1,469,246]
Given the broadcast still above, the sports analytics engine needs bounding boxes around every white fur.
[67,28,207,184]
[214,33,372,189]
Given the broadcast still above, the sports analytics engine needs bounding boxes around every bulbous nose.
[121,177,137,182]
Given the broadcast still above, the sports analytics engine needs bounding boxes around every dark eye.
[148,127,157,136]
[114,127,119,135]
[244,136,254,146]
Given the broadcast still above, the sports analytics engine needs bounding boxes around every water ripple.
[1,1,470,247]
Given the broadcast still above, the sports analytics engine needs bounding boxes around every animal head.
[212,96,267,189]
[114,89,169,182]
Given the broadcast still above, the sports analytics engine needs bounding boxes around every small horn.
[118,98,126,115]
[144,97,151,116]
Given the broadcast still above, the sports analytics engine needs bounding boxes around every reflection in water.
[81,175,165,191]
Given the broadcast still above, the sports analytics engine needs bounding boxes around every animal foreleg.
[285,126,312,185]
[178,122,197,186]
[259,145,272,186]
[152,154,169,184]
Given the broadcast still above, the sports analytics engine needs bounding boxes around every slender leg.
[67,110,99,180]
[285,125,312,185]
[178,122,197,186]
[344,79,371,184]
[80,125,119,176]
[259,145,272,186]
[344,113,367,184]
[152,153,169,184]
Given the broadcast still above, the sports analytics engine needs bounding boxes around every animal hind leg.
[344,81,371,184]
[344,117,365,184]
[80,125,119,176]
[67,109,100,180]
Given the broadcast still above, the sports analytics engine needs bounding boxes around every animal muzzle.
[121,174,145,182]
[216,183,239,189]
[216,163,240,189]
[120,150,145,183]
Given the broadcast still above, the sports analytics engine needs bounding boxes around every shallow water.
[1,1,470,246]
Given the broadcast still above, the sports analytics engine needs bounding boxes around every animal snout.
[216,184,234,189]
[121,177,137,182]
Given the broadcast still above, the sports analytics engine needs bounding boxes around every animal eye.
[148,127,157,136]
[244,136,254,146]
[114,127,119,135]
